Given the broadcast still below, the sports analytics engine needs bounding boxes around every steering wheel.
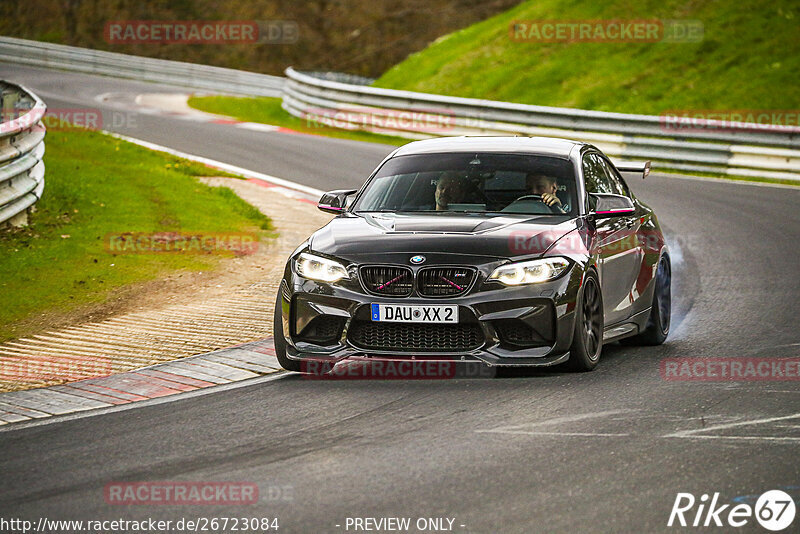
[509,194,563,214]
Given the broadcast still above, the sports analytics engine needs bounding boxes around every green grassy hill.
[374,0,800,114]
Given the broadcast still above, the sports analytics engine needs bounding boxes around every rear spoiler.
[614,160,651,179]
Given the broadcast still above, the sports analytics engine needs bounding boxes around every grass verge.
[0,127,273,342]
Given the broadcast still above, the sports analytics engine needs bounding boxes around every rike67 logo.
[668,490,796,531]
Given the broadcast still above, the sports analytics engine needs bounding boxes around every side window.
[582,153,616,195]
[596,156,630,197]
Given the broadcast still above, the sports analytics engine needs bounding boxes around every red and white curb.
[126,92,300,135]
[0,338,281,426]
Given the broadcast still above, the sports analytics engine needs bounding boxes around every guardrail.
[0,36,284,97]
[283,68,800,181]
[2,38,797,181]
[0,82,46,227]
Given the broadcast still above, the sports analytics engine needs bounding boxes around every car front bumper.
[277,262,584,367]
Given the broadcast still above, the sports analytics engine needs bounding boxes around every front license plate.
[371,304,458,323]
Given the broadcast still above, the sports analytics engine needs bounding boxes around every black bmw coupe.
[274,136,671,373]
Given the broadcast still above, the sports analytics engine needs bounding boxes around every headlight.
[295,252,348,283]
[488,257,569,286]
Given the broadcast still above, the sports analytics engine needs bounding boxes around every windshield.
[353,152,577,216]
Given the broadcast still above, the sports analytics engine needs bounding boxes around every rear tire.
[273,295,303,372]
[566,271,603,372]
[621,255,671,346]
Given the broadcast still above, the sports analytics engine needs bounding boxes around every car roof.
[391,136,587,159]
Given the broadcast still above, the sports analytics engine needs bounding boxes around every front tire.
[273,295,303,372]
[566,271,604,372]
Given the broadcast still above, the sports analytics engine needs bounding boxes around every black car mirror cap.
[318,189,358,214]
[590,193,636,218]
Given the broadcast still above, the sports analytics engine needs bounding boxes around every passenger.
[435,172,467,211]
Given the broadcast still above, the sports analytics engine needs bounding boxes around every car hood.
[309,213,579,261]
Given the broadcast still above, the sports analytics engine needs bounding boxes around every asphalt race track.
[1,63,799,533]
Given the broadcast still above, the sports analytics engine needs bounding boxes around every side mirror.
[614,160,651,179]
[318,189,357,214]
[590,193,635,218]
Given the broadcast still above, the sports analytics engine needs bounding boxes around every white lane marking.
[236,122,281,132]
[481,431,629,437]
[667,412,800,434]
[664,412,800,442]
[664,435,800,442]
[0,371,288,433]
[102,131,324,197]
[475,409,634,437]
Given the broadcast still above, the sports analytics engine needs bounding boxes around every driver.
[526,174,565,212]
[435,172,467,211]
